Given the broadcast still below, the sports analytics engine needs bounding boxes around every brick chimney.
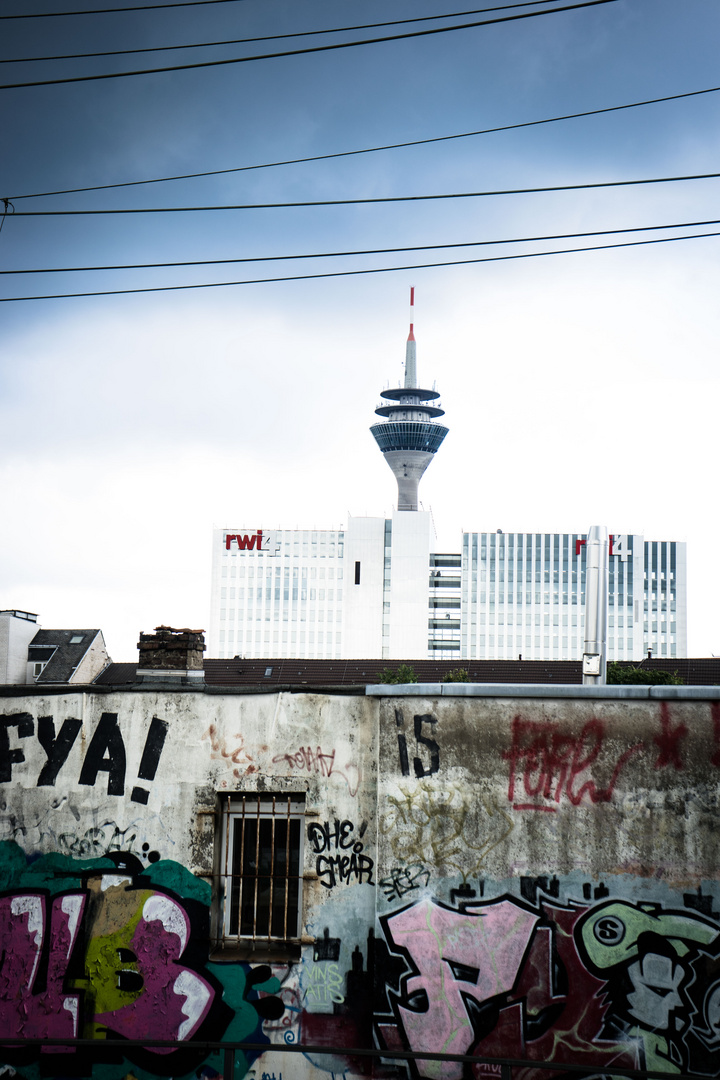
[136,625,205,684]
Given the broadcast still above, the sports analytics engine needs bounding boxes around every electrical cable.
[4,0,248,17]
[0,0,616,90]
[8,83,720,202]
[6,170,720,215]
[0,198,15,235]
[2,229,718,302]
[0,2,579,62]
[3,218,718,274]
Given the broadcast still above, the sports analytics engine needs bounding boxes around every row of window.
[220,588,341,602]
[463,635,637,649]
[220,611,343,624]
[464,592,642,607]
[224,546,343,559]
[222,566,342,580]
[222,630,343,646]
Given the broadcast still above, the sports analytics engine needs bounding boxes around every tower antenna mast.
[370,287,449,511]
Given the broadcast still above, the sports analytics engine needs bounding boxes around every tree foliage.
[607,663,684,685]
[442,668,469,683]
[377,664,418,684]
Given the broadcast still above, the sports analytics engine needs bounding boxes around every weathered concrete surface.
[378,695,720,885]
[2,685,720,1080]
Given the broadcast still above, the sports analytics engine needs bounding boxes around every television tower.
[370,288,449,511]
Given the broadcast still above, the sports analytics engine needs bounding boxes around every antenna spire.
[405,285,417,388]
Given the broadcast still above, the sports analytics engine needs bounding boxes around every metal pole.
[223,1047,235,1080]
[582,524,608,685]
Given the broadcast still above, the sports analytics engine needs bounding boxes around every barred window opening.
[222,794,304,943]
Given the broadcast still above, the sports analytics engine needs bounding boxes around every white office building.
[209,521,686,662]
[208,295,687,662]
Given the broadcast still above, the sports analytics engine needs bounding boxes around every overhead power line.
[3,219,718,275]
[6,171,720,215]
[4,0,247,17]
[0,0,616,90]
[7,83,720,202]
[2,229,718,303]
[0,2,577,61]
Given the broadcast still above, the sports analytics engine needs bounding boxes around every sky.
[1,0,719,661]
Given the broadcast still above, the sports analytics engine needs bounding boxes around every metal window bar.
[223,794,303,943]
[283,794,291,939]
[267,796,276,945]
[251,794,260,940]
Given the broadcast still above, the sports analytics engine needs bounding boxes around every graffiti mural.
[0,840,285,1078]
[376,886,720,1080]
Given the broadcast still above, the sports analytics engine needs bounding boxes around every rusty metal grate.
[221,794,304,943]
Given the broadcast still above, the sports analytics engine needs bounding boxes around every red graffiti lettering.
[711,702,720,767]
[202,722,257,779]
[504,715,643,812]
[653,702,688,770]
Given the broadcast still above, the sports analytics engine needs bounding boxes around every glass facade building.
[428,532,686,662]
[210,525,686,662]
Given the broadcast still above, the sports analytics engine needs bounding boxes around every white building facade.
[209,295,686,663]
[209,523,686,662]
[209,512,437,661]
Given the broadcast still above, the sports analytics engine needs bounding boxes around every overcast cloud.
[1,0,718,658]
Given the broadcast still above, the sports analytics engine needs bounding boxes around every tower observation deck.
[370,288,449,511]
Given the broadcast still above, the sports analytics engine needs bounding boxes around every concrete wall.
[2,684,720,1080]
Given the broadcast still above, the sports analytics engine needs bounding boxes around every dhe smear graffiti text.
[307,819,374,890]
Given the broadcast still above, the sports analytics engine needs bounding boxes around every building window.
[354,561,361,585]
[220,794,304,945]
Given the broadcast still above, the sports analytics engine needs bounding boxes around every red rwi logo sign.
[225,531,262,550]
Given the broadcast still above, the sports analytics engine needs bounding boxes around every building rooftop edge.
[2,681,719,701]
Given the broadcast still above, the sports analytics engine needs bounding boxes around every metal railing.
[0,1037,705,1080]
